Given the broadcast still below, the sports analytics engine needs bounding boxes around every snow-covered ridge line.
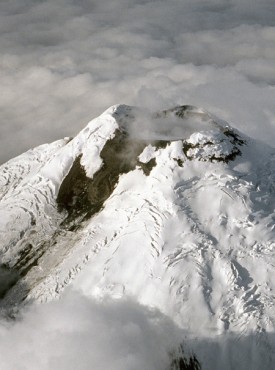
[0,107,119,278]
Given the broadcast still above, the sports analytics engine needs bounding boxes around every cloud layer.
[0,292,182,370]
[0,0,275,163]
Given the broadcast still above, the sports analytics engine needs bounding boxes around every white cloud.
[0,0,275,164]
[0,291,182,370]
[0,289,273,370]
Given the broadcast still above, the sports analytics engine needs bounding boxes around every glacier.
[0,104,274,369]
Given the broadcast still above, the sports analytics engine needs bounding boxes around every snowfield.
[0,105,274,369]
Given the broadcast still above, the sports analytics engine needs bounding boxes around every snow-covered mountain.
[0,105,275,369]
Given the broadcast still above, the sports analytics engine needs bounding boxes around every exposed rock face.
[183,128,245,162]
[57,130,148,228]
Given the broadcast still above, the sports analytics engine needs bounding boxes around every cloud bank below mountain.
[0,292,183,370]
[0,0,275,163]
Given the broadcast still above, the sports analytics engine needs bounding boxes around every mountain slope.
[0,105,274,369]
